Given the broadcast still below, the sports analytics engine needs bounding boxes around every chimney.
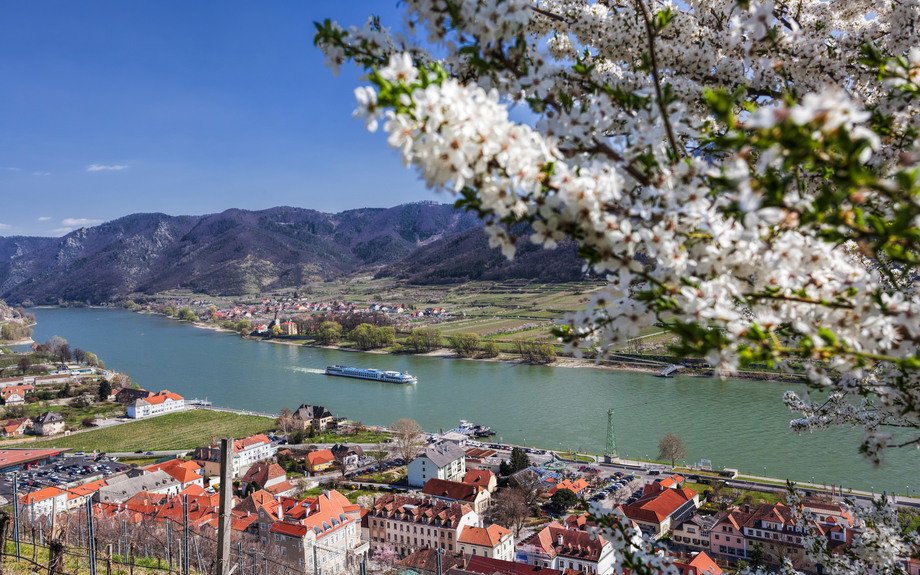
[744,504,750,513]
[558,534,564,547]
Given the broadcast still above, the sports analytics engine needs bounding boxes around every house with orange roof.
[367,494,479,558]
[1,418,31,437]
[674,551,722,575]
[422,478,491,515]
[20,486,67,518]
[242,463,288,492]
[462,470,497,493]
[545,478,589,498]
[127,390,185,419]
[260,490,368,572]
[306,449,336,472]
[66,478,107,510]
[457,524,513,561]
[518,521,616,575]
[621,482,700,538]
[0,385,34,405]
[234,434,277,472]
[657,474,686,489]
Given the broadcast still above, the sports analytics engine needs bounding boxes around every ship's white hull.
[324,366,416,384]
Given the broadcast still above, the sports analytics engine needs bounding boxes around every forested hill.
[0,204,483,303]
[0,204,591,304]
[373,226,589,284]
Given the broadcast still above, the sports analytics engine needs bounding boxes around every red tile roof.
[465,555,563,575]
[234,434,271,452]
[146,391,184,405]
[20,486,65,504]
[422,478,482,503]
[462,469,494,488]
[457,524,510,547]
[270,521,307,537]
[623,483,697,524]
[523,522,609,561]
[307,449,336,467]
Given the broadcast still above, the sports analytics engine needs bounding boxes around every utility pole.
[183,494,190,575]
[12,472,20,559]
[436,548,445,575]
[313,543,319,575]
[86,498,98,575]
[217,437,234,575]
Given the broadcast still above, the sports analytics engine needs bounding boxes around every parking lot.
[0,454,130,502]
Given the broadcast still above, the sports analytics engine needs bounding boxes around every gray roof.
[294,404,332,420]
[97,470,180,503]
[37,412,64,424]
[421,443,466,468]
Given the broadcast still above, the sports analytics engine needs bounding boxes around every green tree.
[163,306,176,317]
[481,341,500,358]
[59,382,72,398]
[314,321,343,345]
[84,351,98,366]
[235,320,251,334]
[376,326,396,347]
[349,323,378,349]
[499,459,512,476]
[98,380,112,401]
[448,333,481,357]
[122,300,140,311]
[550,488,579,511]
[177,307,197,321]
[271,325,282,337]
[510,447,530,472]
[405,327,442,353]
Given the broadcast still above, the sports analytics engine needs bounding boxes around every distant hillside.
[0,204,482,303]
[374,226,589,284]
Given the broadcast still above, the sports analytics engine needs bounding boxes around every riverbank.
[0,337,34,347]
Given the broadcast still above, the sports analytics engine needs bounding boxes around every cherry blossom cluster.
[315,0,920,571]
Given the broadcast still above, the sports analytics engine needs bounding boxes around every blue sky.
[0,2,442,237]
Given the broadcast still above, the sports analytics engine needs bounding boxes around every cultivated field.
[28,410,273,452]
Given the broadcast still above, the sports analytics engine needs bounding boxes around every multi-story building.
[517,521,617,575]
[671,513,721,552]
[291,405,335,431]
[307,449,336,472]
[367,494,480,557]
[711,502,856,574]
[260,490,368,574]
[127,390,185,419]
[422,478,491,515]
[33,412,65,436]
[621,482,700,538]
[408,444,466,488]
[457,524,514,561]
[235,434,277,470]
[20,486,68,518]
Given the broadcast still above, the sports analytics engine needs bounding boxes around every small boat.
[324,365,417,384]
[448,419,495,437]
[657,364,683,378]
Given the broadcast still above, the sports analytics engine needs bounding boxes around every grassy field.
[27,410,273,452]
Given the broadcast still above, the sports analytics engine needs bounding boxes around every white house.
[407,443,467,487]
[234,434,277,473]
[518,522,617,575]
[20,487,68,518]
[127,390,185,419]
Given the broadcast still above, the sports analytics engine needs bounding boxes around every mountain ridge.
[0,203,587,303]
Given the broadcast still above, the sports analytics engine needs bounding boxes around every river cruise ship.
[324,365,417,384]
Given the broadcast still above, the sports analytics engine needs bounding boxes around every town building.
[517,521,617,575]
[1,385,33,405]
[367,494,480,557]
[291,405,335,431]
[235,434,277,471]
[33,412,65,436]
[127,390,185,419]
[672,513,721,552]
[462,470,496,493]
[242,463,289,493]
[408,444,467,488]
[421,478,491,515]
[0,448,67,473]
[674,551,722,575]
[97,470,183,503]
[460,556,564,575]
[397,548,469,575]
[621,481,700,538]
[456,525,513,561]
[330,444,364,468]
[307,449,336,473]
[1,418,31,437]
[20,487,68,518]
[115,388,154,405]
[279,321,298,336]
[260,490,368,573]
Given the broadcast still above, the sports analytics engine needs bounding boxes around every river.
[14,307,916,494]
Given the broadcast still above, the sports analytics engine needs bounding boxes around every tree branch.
[635,0,682,162]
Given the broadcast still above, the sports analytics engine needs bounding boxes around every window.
[448,544,453,551]
[260,523,265,531]
[281,548,287,556]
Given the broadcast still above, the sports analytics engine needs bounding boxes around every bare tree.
[17,356,30,374]
[486,488,531,537]
[511,470,546,511]
[276,407,294,434]
[73,348,86,364]
[657,432,687,468]
[390,418,424,463]
[111,373,131,390]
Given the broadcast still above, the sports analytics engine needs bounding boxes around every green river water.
[15,307,917,494]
